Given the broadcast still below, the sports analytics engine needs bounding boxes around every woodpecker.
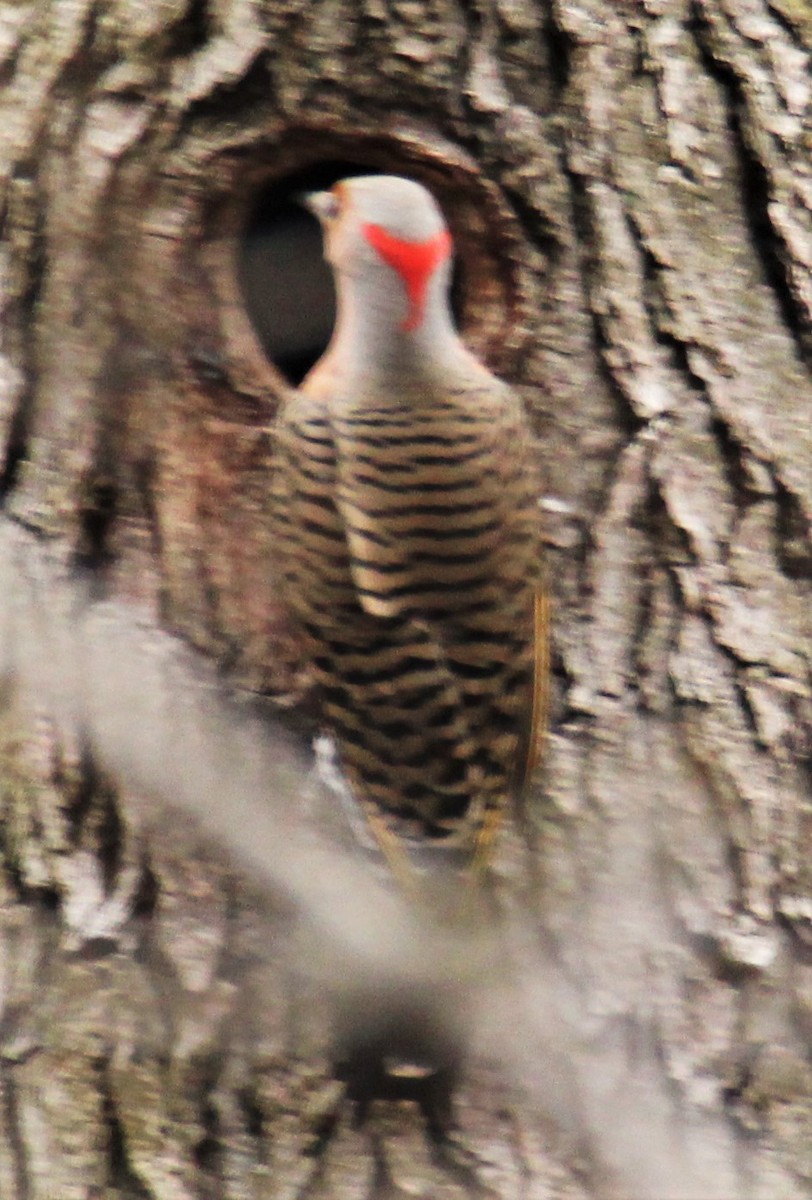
[271,174,548,1132]
[272,174,548,887]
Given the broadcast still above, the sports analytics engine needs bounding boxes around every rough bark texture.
[0,1,811,1197]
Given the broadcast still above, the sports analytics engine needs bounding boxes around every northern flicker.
[272,174,549,888]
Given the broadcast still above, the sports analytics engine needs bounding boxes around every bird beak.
[296,189,336,223]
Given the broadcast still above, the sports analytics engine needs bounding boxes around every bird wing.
[275,383,548,854]
[273,391,486,838]
[332,386,548,808]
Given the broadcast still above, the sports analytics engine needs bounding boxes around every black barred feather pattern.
[272,377,547,852]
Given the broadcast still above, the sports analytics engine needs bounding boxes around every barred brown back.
[272,374,546,851]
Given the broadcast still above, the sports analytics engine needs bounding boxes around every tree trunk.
[0,1,810,1197]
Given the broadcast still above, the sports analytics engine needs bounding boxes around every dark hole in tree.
[238,161,463,385]
[238,161,368,384]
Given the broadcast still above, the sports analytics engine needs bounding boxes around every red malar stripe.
[362,223,453,331]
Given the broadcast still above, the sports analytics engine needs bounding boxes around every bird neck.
[330,267,461,385]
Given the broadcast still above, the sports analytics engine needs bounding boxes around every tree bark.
[0,1,810,1197]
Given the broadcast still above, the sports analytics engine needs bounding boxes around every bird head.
[302,175,454,335]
